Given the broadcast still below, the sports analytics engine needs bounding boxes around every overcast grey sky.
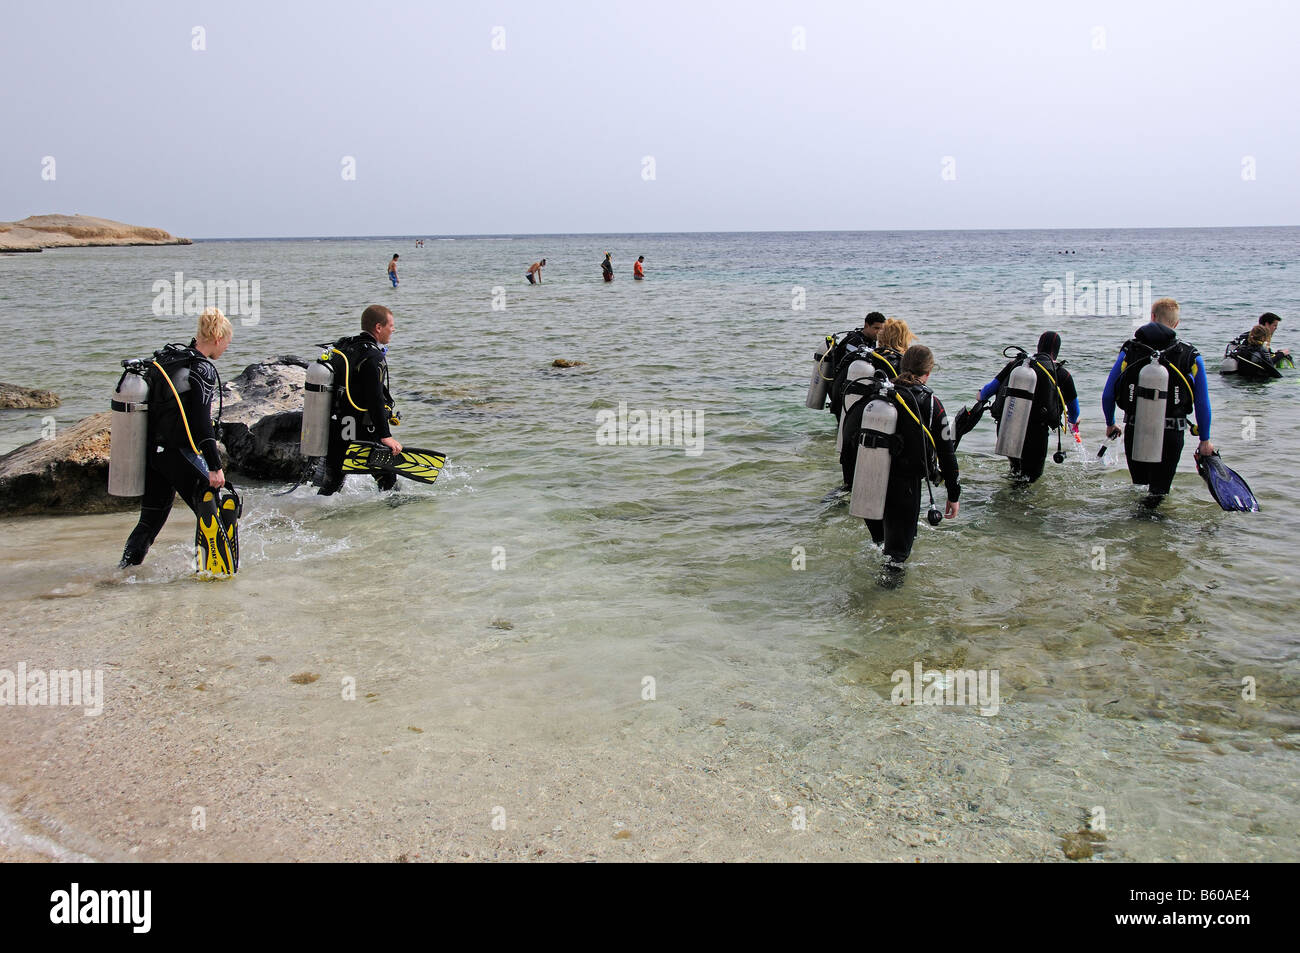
[3,0,1297,236]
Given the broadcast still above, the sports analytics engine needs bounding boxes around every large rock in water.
[0,358,308,514]
[218,357,308,480]
[0,383,60,409]
[0,413,134,515]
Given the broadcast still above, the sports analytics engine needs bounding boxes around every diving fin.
[1195,451,1259,512]
[195,485,239,576]
[342,442,446,485]
[952,399,988,449]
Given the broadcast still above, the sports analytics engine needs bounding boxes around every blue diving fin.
[1195,451,1259,512]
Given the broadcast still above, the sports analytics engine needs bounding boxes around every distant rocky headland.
[0,214,191,253]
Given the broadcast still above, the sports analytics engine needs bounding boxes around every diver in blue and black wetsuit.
[1102,297,1215,504]
[976,330,1080,483]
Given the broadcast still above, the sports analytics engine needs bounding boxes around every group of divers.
[103,297,1288,581]
[386,251,648,288]
[806,305,1291,582]
[108,304,441,576]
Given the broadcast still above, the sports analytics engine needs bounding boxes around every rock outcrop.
[0,383,60,409]
[0,413,132,515]
[0,215,191,253]
[218,358,308,480]
[0,359,309,514]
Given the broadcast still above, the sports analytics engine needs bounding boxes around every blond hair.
[197,307,233,344]
[876,318,915,353]
[1151,298,1180,327]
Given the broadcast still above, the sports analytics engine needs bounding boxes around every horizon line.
[188,223,1300,241]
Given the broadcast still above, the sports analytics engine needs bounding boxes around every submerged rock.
[0,383,60,409]
[551,359,587,368]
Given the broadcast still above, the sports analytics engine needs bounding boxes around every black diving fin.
[1195,451,1259,512]
[951,399,989,449]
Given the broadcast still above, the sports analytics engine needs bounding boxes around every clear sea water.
[1,228,1297,860]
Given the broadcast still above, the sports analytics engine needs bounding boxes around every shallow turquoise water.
[1,229,1297,860]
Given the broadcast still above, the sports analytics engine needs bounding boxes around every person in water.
[1101,297,1214,504]
[861,344,960,575]
[118,308,232,568]
[1228,326,1282,378]
[1235,312,1290,366]
[601,253,614,282]
[868,318,913,379]
[318,305,404,496]
[526,259,546,284]
[388,254,400,287]
[829,317,914,421]
[633,256,645,280]
[976,331,1080,483]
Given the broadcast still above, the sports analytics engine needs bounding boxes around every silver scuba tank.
[108,365,150,496]
[849,394,898,520]
[805,341,831,409]
[1220,355,1239,374]
[994,362,1039,459]
[300,358,336,457]
[1131,360,1169,463]
[836,359,874,453]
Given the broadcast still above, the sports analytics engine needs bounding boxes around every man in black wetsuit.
[977,331,1081,483]
[318,304,404,495]
[119,308,233,568]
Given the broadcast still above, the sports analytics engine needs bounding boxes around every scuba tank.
[108,363,151,496]
[300,357,336,457]
[836,360,875,453]
[805,340,830,409]
[1220,343,1239,374]
[994,361,1038,459]
[849,386,898,520]
[1131,360,1169,463]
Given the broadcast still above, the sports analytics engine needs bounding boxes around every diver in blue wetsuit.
[976,331,1080,483]
[1101,297,1215,504]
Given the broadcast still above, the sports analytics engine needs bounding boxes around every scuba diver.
[974,331,1080,482]
[845,344,960,580]
[1101,297,1215,505]
[114,308,237,571]
[1224,326,1283,379]
[316,305,404,495]
[821,312,887,418]
[1222,312,1291,377]
[601,253,614,282]
[828,316,912,420]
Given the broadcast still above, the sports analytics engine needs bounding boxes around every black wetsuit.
[121,343,223,565]
[862,381,960,564]
[987,353,1078,482]
[1103,322,1208,498]
[601,258,613,281]
[319,332,398,495]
